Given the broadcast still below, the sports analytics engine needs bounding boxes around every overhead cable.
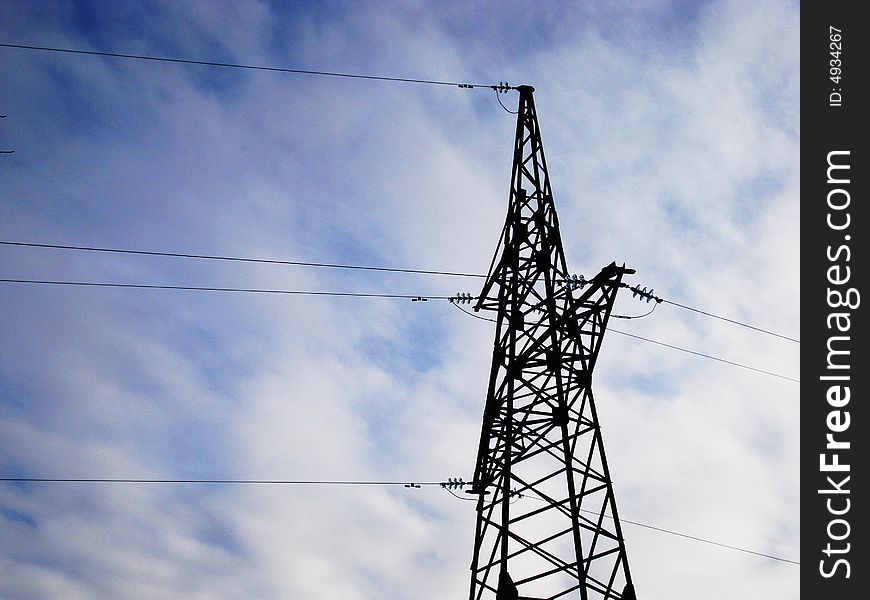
[611,511,799,566]
[0,240,485,278]
[0,278,453,300]
[0,43,511,91]
[0,477,444,486]
[0,278,798,383]
[447,303,796,383]
[660,298,799,343]
[608,328,799,383]
[0,476,798,565]
[518,493,798,566]
[0,240,799,342]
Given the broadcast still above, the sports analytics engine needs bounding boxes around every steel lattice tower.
[468,86,637,600]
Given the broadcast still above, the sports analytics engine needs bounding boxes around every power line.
[494,88,519,114]
[660,298,799,343]
[610,511,799,566]
[0,43,507,91]
[0,278,798,382]
[447,302,796,383]
[0,240,799,342]
[622,283,798,344]
[609,328,799,383]
[0,476,798,565]
[0,240,485,278]
[451,301,499,323]
[0,477,444,486]
[517,494,797,566]
[0,279,451,300]
[612,303,658,320]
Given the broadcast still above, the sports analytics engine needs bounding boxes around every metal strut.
[468,85,637,600]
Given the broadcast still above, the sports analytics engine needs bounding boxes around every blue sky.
[1,1,799,598]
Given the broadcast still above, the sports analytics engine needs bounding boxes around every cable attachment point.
[404,483,421,488]
[457,83,473,89]
[563,274,587,290]
[441,477,466,490]
[450,292,475,304]
[627,284,661,304]
[411,296,429,302]
[492,81,512,93]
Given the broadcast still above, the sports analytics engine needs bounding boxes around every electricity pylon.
[468,85,637,600]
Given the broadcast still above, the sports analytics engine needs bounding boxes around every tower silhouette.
[468,86,637,600]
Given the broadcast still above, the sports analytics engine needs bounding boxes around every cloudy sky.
[0,1,799,599]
